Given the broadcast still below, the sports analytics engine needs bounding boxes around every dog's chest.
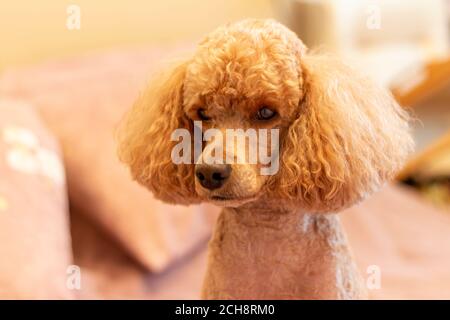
[204,212,366,299]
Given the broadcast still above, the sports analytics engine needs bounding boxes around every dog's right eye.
[197,108,211,121]
[256,107,276,120]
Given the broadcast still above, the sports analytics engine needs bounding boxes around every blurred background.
[0,0,273,70]
[0,0,449,299]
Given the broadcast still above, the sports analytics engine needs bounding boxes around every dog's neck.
[201,203,367,299]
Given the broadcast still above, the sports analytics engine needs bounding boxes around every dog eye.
[256,107,276,120]
[197,108,210,121]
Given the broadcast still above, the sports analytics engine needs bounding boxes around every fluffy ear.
[274,53,414,212]
[117,60,198,205]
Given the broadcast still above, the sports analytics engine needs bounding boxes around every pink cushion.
[0,100,73,299]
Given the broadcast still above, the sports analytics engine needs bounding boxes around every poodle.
[117,19,413,299]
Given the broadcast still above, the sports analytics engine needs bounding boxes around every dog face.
[182,22,303,207]
[117,19,413,212]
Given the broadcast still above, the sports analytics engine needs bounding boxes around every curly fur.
[117,19,414,299]
[117,60,198,204]
[269,53,413,212]
[118,19,412,211]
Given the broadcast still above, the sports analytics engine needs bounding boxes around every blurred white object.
[275,0,450,86]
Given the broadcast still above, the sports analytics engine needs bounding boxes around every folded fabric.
[0,99,73,299]
[0,47,220,272]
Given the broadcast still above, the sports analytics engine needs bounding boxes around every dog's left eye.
[256,107,276,120]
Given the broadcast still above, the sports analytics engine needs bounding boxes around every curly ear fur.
[117,60,199,204]
[272,52,414,212]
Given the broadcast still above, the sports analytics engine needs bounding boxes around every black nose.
[195,164,231,190]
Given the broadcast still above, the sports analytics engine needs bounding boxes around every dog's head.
[117,19,413,212]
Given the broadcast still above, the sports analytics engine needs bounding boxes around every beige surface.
[0,0,273,71]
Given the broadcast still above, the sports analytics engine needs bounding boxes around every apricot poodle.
[118,19,413,299]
